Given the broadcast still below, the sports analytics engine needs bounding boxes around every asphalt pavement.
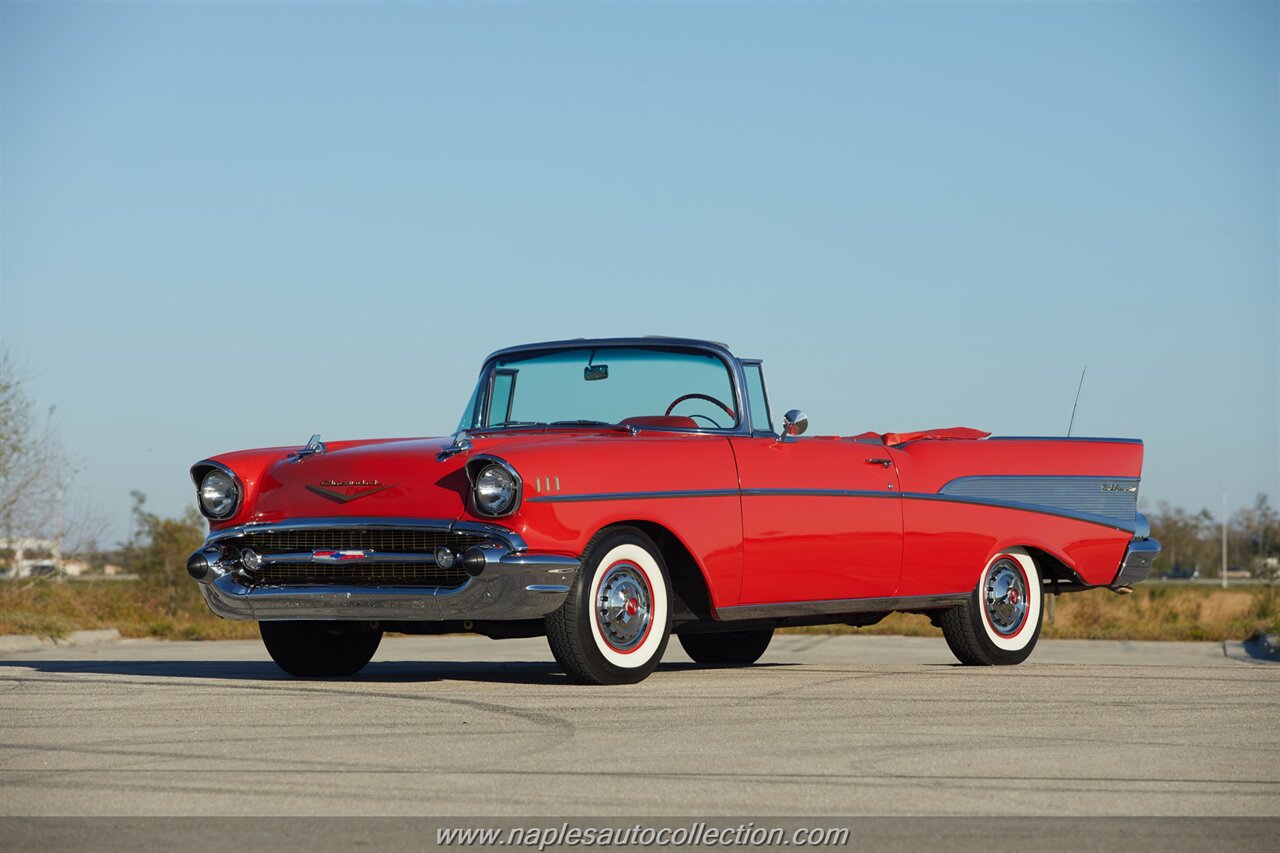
[1,633,1277,849]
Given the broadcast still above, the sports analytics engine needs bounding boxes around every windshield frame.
[457,338,757,437]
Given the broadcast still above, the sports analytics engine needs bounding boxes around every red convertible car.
[186,337,1159,684]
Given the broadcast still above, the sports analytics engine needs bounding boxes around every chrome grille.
[237,529,484,554]
[235,528,484,588]
[256,562,469,587]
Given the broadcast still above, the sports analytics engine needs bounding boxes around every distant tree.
[1147,501,1216,573]
[1231,494,1279,578]
[123,491,207,614]
[0,352,75,568]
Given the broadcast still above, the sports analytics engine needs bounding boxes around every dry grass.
[2,578,1275,643]
[0,579,258,641]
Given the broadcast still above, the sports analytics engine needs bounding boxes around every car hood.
[242,437,467,523]
[228,428,639,525]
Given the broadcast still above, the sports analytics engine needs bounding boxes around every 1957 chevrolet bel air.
[186,337,1159,684]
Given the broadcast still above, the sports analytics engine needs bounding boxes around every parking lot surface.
[2,634,1276,824]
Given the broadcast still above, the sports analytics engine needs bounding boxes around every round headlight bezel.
[470,459,521,518]
[197,466,241,520]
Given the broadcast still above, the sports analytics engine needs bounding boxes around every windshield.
[458,346,739,432]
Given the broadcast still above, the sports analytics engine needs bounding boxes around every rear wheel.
[940,548,1043,666]
[259,621,382,677]
[546,527,672,685]
[678,629,774,665]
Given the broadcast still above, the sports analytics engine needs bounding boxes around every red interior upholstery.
[854,427,991,445]
[620,416,700,429]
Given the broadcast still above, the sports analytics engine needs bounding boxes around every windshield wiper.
[550,420,637,435]
[476,420,636,435]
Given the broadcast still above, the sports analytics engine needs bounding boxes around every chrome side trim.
[189,460,244,521]
[717,592,970,622]
[1111,538,1161,588]
[528,487,1138,533]
[904,492,1139,534]
[527,489,739,504]
[742,488,891,499]
[528,488,896,504]
[203,517,528,552]
[938,475,1139,530]
[199,550,580,621]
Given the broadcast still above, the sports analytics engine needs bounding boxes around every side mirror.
[780,409,808,441]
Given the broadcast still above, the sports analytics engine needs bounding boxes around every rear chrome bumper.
[1111,537,1161,589]
[188,517,578,622]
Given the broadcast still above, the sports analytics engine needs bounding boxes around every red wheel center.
[1008,588,1020,605]
[626,598,639,616]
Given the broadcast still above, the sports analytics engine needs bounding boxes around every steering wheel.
[665,393,736,426]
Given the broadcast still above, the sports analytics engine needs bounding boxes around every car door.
[730,435,903,604]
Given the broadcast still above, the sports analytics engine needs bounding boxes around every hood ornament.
[436,431,473,462]
[288,434,326,463]
[307,480,397,503]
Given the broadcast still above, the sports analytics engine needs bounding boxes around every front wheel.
[939,548,1043,666]
[678,628,774,665]
[546,527,672,685]
[259,621,382,677]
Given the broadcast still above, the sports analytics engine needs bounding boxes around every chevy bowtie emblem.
[312,550,368,562]
[306,480,397,503]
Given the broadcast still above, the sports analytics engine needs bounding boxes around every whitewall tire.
[546,527,672,684]
[940,547,1044,666]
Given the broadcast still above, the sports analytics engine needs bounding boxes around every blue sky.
[2,1,1276,546]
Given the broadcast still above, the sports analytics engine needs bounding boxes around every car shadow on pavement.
[0,657,566,684]
[0,658,797,685]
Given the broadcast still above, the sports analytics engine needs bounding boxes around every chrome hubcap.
[596,562,652,651]
[984,558,1028,636]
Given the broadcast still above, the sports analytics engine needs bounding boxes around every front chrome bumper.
[188,517,579,622]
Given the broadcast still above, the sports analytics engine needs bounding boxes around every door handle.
[865,457,893,469]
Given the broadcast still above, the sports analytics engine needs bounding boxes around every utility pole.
[1221,491,1228,589]
[54,486,64,569]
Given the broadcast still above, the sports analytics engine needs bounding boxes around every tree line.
[1147,494,1278,578]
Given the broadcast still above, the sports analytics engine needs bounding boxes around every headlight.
[199,468,240,519]
[473,462,519,517]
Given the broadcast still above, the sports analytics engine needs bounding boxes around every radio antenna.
[1067,365,1087,437]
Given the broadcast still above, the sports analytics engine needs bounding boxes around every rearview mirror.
[781,409,808,441]
[584,365,609,381]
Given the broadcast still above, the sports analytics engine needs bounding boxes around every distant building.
[0,536,61,578]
